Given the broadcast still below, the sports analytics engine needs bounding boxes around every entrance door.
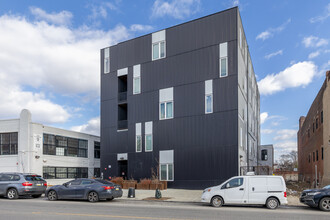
[118,160,128,179]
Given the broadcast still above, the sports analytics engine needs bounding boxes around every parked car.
[300,185,330,211]
[0,173,47,199]
[201,173,287,209]
[46,178,122,202]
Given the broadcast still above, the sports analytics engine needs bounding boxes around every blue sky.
[0,0,329,160]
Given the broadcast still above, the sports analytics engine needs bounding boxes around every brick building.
[298,71,330,186]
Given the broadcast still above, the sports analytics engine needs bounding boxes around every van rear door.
[248,177,268,204]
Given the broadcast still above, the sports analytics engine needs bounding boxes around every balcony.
[118,92,127,104]
[117,120,128,130]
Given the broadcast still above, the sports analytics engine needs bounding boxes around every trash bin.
[128,187,135,198]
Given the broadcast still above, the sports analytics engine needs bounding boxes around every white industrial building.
[0,109,100,184]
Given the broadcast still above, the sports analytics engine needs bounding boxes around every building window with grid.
[94,141,100,158]
[219,42,228,77]
[261,149,268,161]
[43,134,56,155]
[133,64,141,94]
[159,87,174,120]
[136,123,142,152]
[43,167,88,179]
[205,80,213,114]
[0,133,18,155]
[104,48,110,74]
[94,168,101,178]
[152,30,166,60]
[160,164,173,181]
[145,122,153,152]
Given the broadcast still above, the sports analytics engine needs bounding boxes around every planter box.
[150,183,164,190]
[123,181,137,189]
[136,183,150,190]
[160,181,167,190]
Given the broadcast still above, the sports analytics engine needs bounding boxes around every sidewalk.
[118,189,304,206]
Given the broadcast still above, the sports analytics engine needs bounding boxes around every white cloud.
[256,19,291,41]
[258,61,317,95]
[88,2,119,20]
[308,51,320,59]
[151,0,201,19]
[302,36,328,48]
[130,24,154,32]
[274,141,297,159]
[274,129,297,141]
[71,117,100,136]
[260,112,268,124]
[30,7,72,26]
[261,129,274,134]
[264,50,283,59]
[310,3,330,23]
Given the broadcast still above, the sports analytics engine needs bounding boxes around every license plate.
[36,184,42,186]
[116,188,119,191]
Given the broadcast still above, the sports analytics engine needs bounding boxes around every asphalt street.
[0,196,328,220]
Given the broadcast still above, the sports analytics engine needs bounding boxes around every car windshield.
[322,185,330,189]
[95,179,114,185]
[24,175,44,181]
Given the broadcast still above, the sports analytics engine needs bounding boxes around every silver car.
[0,173,47,199]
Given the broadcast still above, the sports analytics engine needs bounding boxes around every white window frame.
[145,122,153,152]
[159,101,174,120]
[219,42,228,78]
[220,57,228,78]
[152,41,166,61]
[160,163,174,181]
[205,94,213,114]
[135,123,142,152]
[133,64,141,95]
[104,48,110,74]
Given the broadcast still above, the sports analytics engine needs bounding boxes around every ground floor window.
[94,168,101,178]
[0,132,18,155]
[160,163,173,181]
[43,167,88,179]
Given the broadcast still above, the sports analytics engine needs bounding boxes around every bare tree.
[276,150,298,171]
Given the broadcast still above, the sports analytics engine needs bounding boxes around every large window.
[159,87,174,120]
[94,168,101,178]
[133,64,141,94]
[43,167,88,179]
[219,42,228,77]
[0,133,18,155]
[94,141,100,158]
[160,164,173,181]
[152,30,166,60]
[205,80,213,114]
[145,122,153,152]
[104,48,110,74]
[136,123,142,152]
[261,149,268,161]
[43,134,88,158]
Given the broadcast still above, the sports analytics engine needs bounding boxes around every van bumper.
[281,198,288,205]
[201,193,211,203]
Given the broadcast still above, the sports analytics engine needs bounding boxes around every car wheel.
[32,194,42,198]
[7,188,18,200]
[211,196,223,207]
[266,197,279,209]
[106,197,114,201]
[319,197,330,211]
[47,190,58,201]
[88,192,99,203]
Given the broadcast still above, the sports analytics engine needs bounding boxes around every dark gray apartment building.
[100,7,260,189]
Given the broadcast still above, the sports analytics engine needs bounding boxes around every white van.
[201,174,287,209]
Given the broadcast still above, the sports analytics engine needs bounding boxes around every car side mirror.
[226,183,230,188]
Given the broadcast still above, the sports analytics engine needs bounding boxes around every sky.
[0,0,329,160]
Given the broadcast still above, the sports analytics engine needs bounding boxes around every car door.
[223,177,246,204]
[248,177,268,204]
[75,180,94,199]
[0,174,5,195]
[58,180,81,199]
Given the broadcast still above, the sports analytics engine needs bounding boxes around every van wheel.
[319,197,330,211]
[7,188,18,200]
[211,196,223,207]
[266,197,279,209]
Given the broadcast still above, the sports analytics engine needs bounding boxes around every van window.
[222,178,244,189]
[0,174,20,181]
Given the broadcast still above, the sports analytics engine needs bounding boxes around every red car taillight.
[44,183,47,186]
[102,186,115,190]
[22,182,33,186]
[284,192,287,198]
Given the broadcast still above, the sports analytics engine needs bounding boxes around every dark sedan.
[46,179,122,202]
[300,185,330,211]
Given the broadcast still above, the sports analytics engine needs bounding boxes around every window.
[152,30,166,60]
[94,168,101,178]
[261,149,268,161]
[239,28,242,49]
[136,123,142,152]
[222,178,243,189]
[321,111,323,124]
[133,64,141,94]
[313,122,315,133]
[313,152,315,162]
[316,118,319,129]
[94,141,100,158]
[219,42,228,77]
[104,48,110,74]
[145,122,153,152]
[0,133,18,155]
[240,127,243,148]
[159,88,174,120]
[322,147,324,160]
[160,164,173,181]
[316,150,319,161]
[43,134,88,158]
[43,167,88,179]
[308,154,311,163]
[205,80,213,114]
[0,174,20,181]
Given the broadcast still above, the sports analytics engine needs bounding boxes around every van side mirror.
[226,183,230,188]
